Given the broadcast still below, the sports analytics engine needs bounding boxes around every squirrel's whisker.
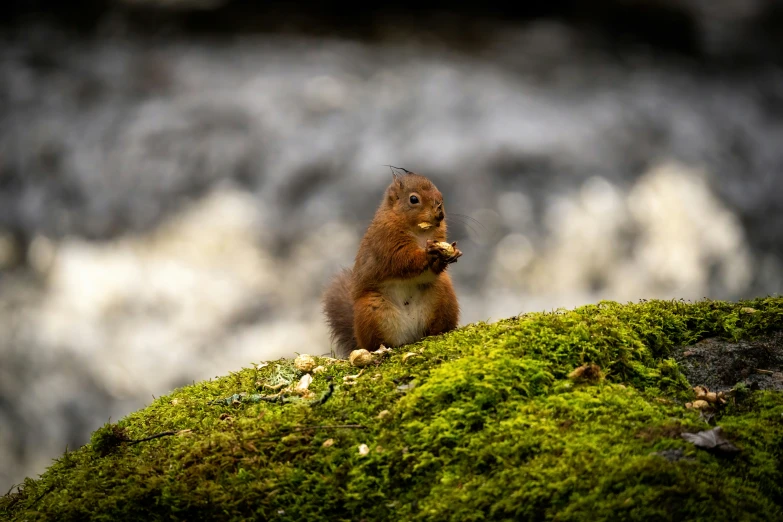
[450,213,487,231]
[447,216,480,238]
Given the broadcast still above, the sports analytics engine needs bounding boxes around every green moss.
[3,297,783,521]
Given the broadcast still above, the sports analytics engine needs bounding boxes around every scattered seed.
[402,352,419,363]
[693,386,708,398]
[294,354,317,373]
[568,363,603,383]
[350,349,374,367]
[343,369,365,384]
[296,373,313,391]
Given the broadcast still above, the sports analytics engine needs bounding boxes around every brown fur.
[323,172,461,357]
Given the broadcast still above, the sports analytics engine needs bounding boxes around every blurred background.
[2,0,783,492]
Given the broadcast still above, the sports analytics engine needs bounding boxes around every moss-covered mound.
[3,298,783,521]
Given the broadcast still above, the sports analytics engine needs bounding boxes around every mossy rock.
[3,298,783,521]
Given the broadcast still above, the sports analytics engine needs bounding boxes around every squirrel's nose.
[435,210,445,222]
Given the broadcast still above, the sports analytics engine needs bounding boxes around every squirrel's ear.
[387,173,404,203]
[390,171,404,195]
[387,182,399,203]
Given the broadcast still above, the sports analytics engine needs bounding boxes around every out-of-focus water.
[1,12,782,491]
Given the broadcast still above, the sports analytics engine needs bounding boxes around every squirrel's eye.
[409,195,420,204]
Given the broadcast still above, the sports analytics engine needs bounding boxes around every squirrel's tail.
[322,269,357,358]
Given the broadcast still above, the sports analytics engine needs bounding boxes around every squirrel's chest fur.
[378,269,438,346]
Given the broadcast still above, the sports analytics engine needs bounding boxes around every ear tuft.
[384,164,412,188]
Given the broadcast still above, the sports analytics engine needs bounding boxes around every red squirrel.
[323,170,462,358]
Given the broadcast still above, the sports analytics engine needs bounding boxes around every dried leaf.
[358,444,370,456]
[312,365,326,374]
[377,410,391,419]
[691,399,710,410]
[740,307,757,314]
[322,438,334,448]
[681,426,740,454]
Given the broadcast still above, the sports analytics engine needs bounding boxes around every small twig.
[4,483,22,497]
[755,369,774,375]
[284,424,366,433]
[310,383,334,407]
[126,430,181,444]
[3,491,22,512]
[252,423,366,443]
[30,484,55,508]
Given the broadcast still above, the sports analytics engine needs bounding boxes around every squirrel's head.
[385,169,446,233]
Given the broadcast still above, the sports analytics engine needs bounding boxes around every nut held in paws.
[436,242,455,256]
